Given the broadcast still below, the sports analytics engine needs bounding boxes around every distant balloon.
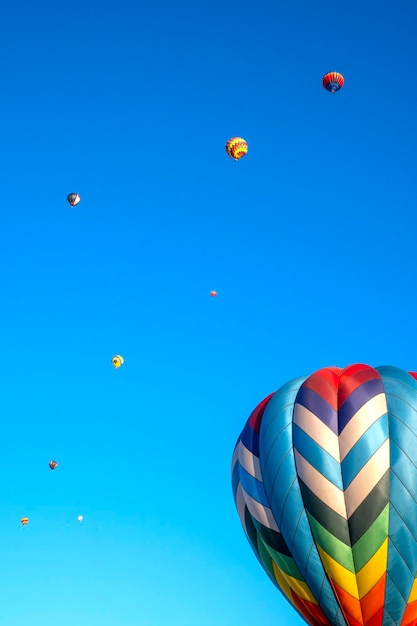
[210,290,217,297]
[322,71,344,93]
[21,517,29,526]
[67,193,81,207]
[77,515,83,522]
[49,460,58,470]
[111,355,124,369]
[226,137,248,161]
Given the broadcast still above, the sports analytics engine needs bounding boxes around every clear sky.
[0,0,416,624]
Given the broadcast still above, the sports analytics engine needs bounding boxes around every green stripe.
[257,534,276,580]
[351,503,389,570]
[348,470,390,543]
[299,479,351,544]
[264,546,303,579]
[308,513,354,572]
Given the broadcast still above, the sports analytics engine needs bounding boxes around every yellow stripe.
[272,561,318,603]
[271,563,295,603]
[317,538,388,600]
[356,538,388,597]
[407,577,417,603]
[317,545,359,598]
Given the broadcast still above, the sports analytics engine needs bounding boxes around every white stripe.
[294,450,347,519]
[339,393,388,460]
[231,445,239,476]
[293,403,340,461]
[237,441,263,480]
[240,486,279,531]
[235,483,249,535]
[345,439,390,517]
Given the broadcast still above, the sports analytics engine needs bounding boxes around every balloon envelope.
[322,71,344,93]
[231,364,417,626]
[226,137,248,161]
[111,355,124,368]
[67,193,81,206]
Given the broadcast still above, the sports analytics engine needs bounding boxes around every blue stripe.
[238,463,270,507]
[384,545,408,626]
[377,365,417,392]
[379,366,417,625]
[295,386,338,434]
[338,377,385,432]
[390,437,417,500]
[390,474,417,563]
[231,458,241,499]
[240,421,259,457]
[341,414,388,487]
[292,423,343,489]
[259,375,345,626]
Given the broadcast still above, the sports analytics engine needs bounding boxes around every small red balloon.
[210,290,217,297]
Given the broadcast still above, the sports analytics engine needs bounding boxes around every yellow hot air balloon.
[225,137,248,161]
[111,355,124,368]
[21,517,29,526]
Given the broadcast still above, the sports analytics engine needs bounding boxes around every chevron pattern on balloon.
[232,364,417,626]
[232,393,334,626]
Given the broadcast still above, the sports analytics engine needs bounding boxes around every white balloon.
[77,515,83,522]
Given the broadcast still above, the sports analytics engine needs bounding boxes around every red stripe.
[401,600,417,626]
[291,591,331,626]
[302,367,341,410]
[338,364,380,406]
[248,393,274,433]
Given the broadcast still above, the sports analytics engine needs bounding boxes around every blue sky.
[0,0,417,624]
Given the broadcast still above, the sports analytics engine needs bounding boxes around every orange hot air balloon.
[210,290,217,297]
[322,71,344,93]
[21,517,29,526]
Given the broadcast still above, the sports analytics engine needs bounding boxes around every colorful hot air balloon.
[210,290,217,297]
[226,137,248,161]
[322,71,344,93]
[67,193,81,207]
[111,355,124,369]
[49,460,58,470]
[21,517,29,526]
[232,364,417,626]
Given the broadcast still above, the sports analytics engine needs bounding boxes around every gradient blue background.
[0,0,416,624]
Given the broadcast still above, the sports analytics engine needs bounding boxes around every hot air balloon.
[322,71,344,93]
[67,193,81,207]
[210,290,217,297]
[231,364,417,626]
[77,515,83,522]
[111,355,124,369]
[226,137,248,161]
[21,517,29,526]
[49,460,58,470]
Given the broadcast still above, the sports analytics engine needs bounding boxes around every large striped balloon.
[231,364,417,626]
